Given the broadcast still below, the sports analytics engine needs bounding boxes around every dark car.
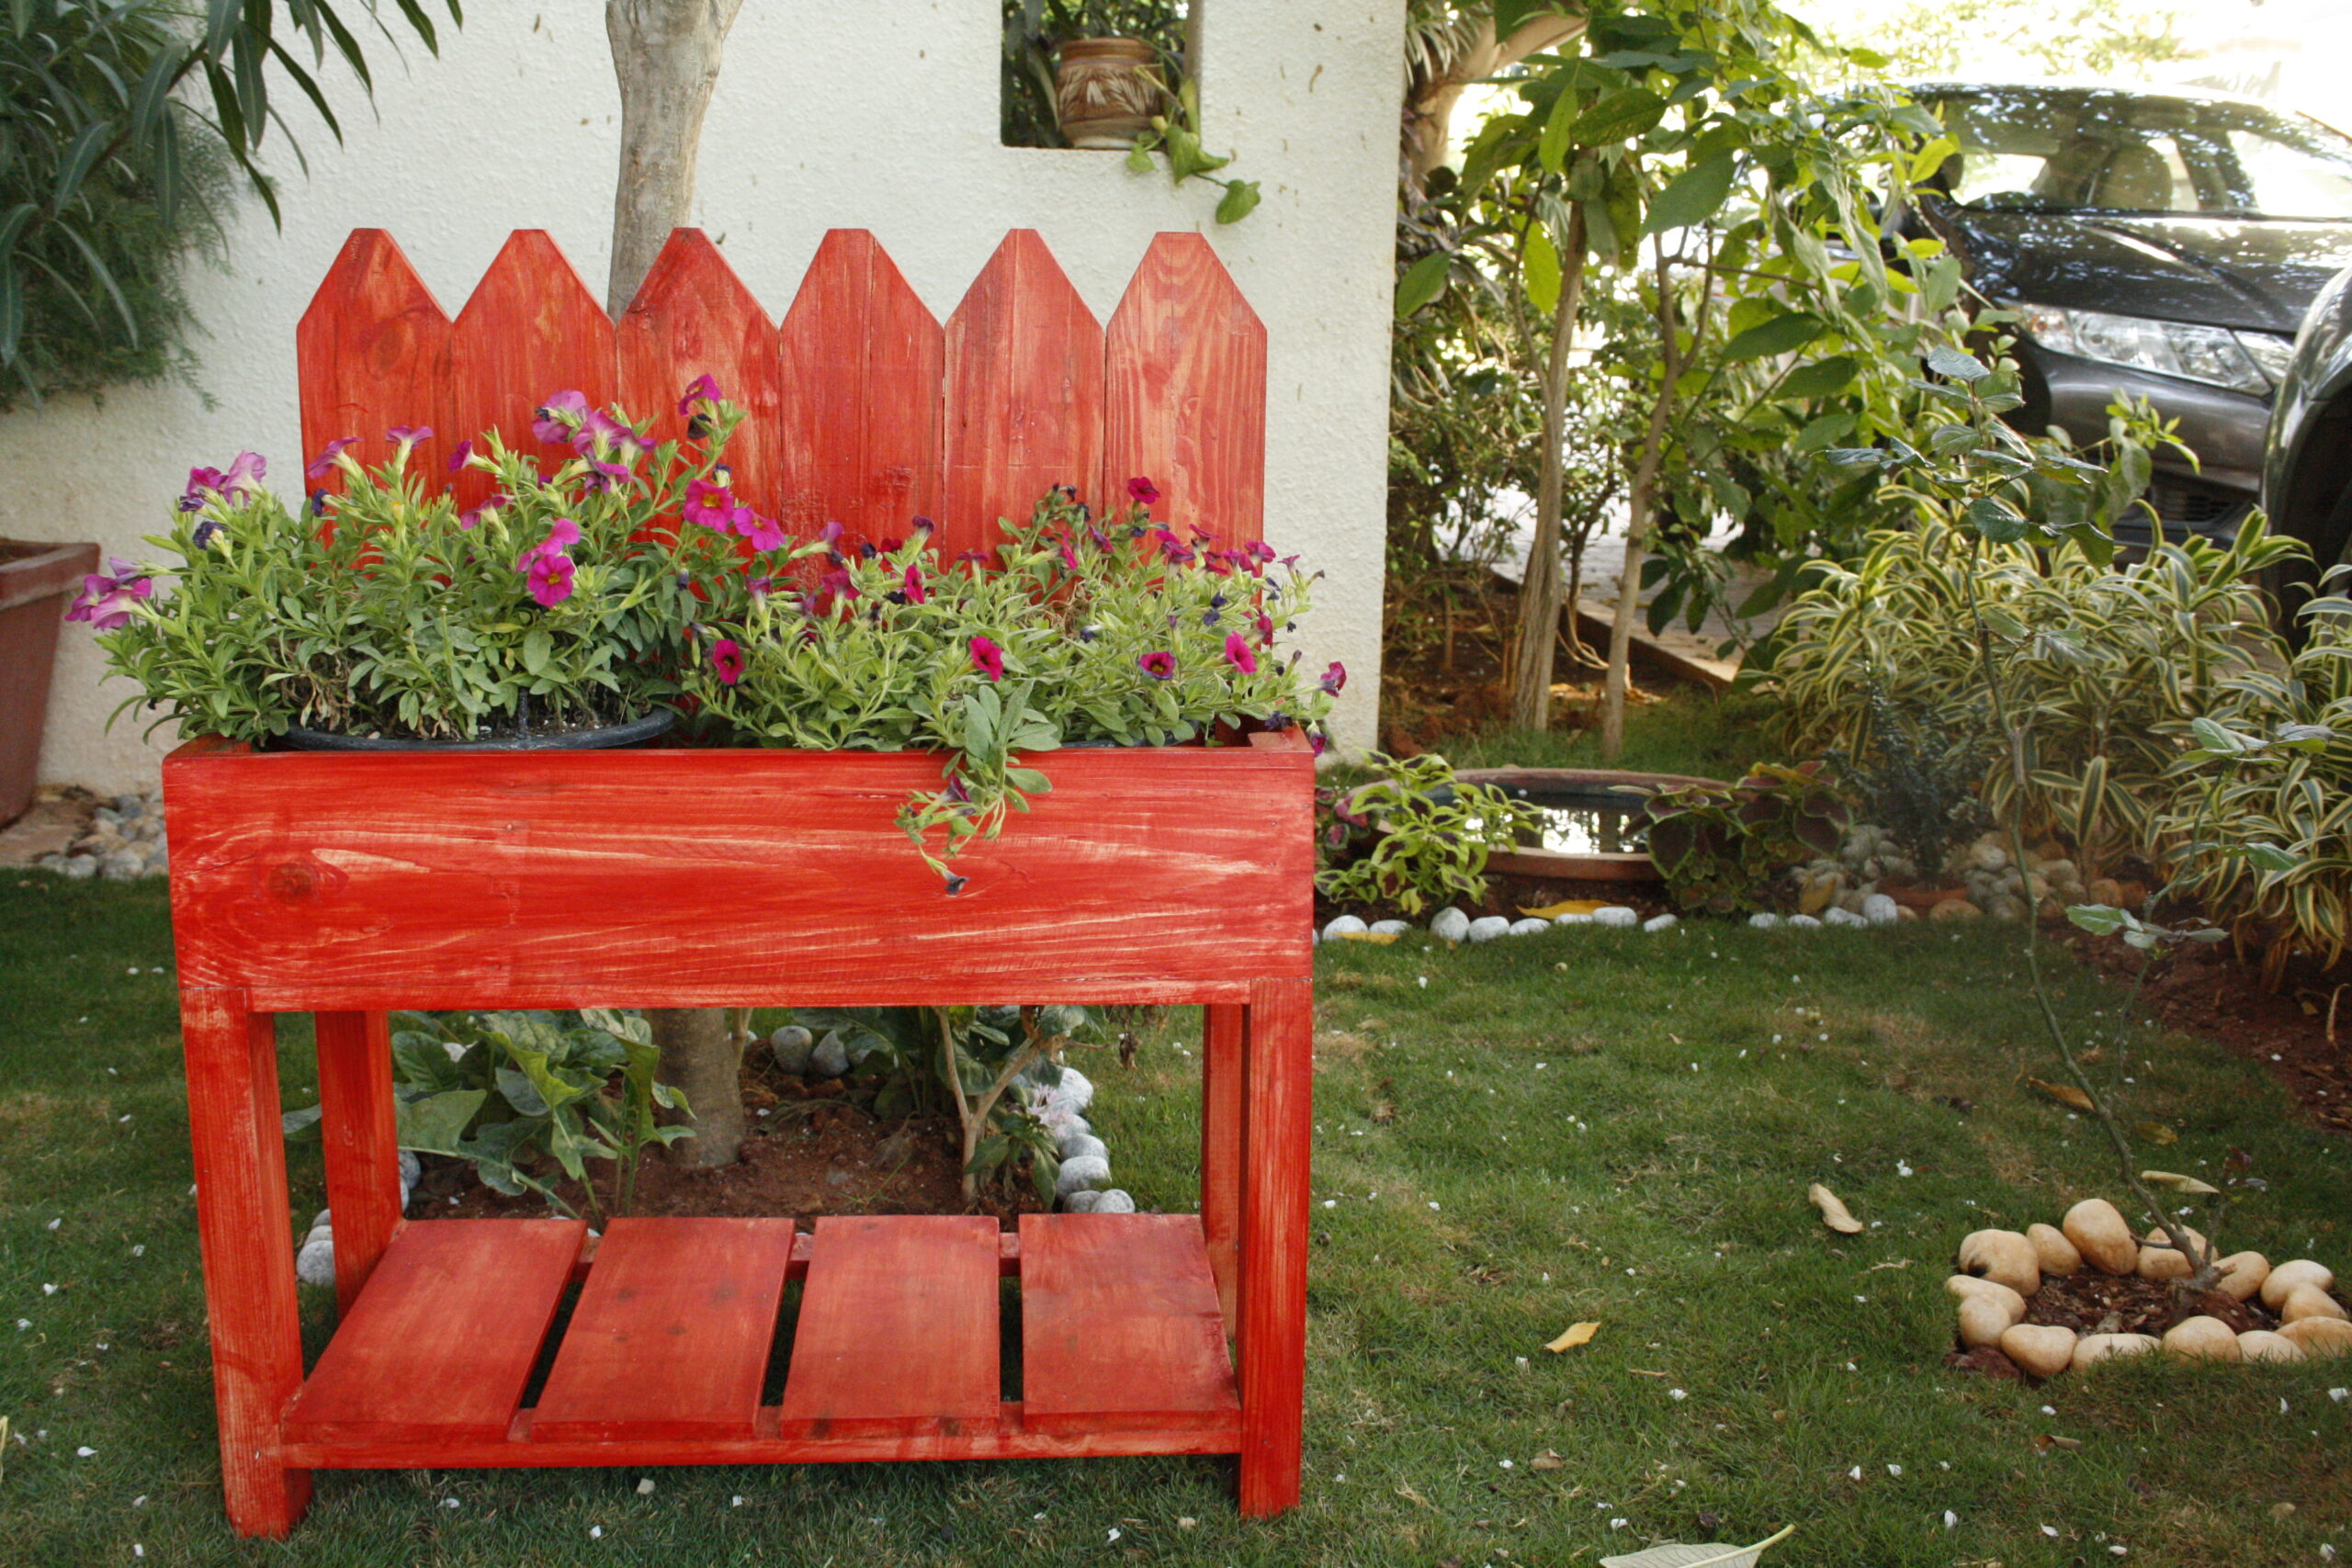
[2266,262,2352,584]
[1905,83,2352,543]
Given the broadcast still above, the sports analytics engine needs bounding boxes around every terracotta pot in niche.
[1055,38,1163,150]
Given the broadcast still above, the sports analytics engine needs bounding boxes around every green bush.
[1643,761,1846,914]
[1316,751,1539,917]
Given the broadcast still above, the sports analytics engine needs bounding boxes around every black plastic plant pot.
[277,710,675,753]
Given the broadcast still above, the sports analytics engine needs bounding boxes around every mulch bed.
[2020,1272,2271,1337]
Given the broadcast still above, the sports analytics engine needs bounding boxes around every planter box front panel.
[163,739,1312,1010]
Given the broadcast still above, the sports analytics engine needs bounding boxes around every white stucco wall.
[0,0,1401,795]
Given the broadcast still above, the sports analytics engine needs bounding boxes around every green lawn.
[3,874,2348,1565]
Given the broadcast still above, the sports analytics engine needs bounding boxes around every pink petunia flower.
[677,373,724,416]
[303,438,357,481]
[684,479,738,533]
[446,439,475,473]
[740,511,786,552]
[1138,649,1176,681]
[1319,660,1347,694]
[387,425,433,449]
[531,390,589,445]
[969,635,1004,682]
[709,637,745,684]
[66,559,154,629]
[1127,476,1160,505]
[1224,633,1258,675]
[181,451,267,512]
[525,551,575,607]
[902,561,929,605]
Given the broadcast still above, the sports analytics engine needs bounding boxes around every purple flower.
[710,637,745,684]
[741,512,786,552]
[970,635,1004,682]
[684,479,738,533]
[459,493,507,531]
[1319,660,1347,694]
[817,521,844,547]
[943,874,968,897]
[190,519,222,551]
[387,425,433,448]
[304,437,357,481]
[1224,633,1258,675]
[1138,649,1176,681]
[525,552,575,607]
[66,559,153,629]
[582,458,632,493]
[1149,529,1195,567]
[575,409,645,465]
[944,775,971,804]
[446,439,475,473]
[531,390,589,445]
[910,515,936,534]
[677,373,724,416]
[902,561,929,605]
[180,451,266,512]
[1058,542,1080,573]
[1127,476,1160,506]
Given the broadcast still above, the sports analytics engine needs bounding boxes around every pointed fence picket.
[297,224,1263,552]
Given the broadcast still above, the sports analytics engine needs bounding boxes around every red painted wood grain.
[295,229,454,489]
[447,231,617,510]
[776,229,944,547]
[944,230,1103,561]
[1020,1213,1238,1434]
[532,1216,797,1443]
[777,1215,1002,1438]
[1102,233,1266,549]
[161,738,1314,1010]
[616,229,784,518]
[311,1010,401,1314]
[1238,976,1313,1516]
[1200,1001,1246,1337]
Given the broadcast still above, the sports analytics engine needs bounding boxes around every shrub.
[1315,751,1539,916]
[1643,761,1846,914]
[1831,689,1995,883]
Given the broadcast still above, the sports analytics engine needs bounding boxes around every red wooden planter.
[165,224,1314,1539]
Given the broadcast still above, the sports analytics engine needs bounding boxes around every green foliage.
[0,1,459,402]
[95,400,752,743]
[1830,689,1994,883]
[1316,751,1542,917]
[1001,0,1184,148]
[684,485,1335,879]
[1642,760,1846,913]
[1796,0,2190,82]
[380,1008,686,1219]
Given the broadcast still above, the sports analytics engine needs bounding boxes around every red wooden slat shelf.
[167,225,1313,1540]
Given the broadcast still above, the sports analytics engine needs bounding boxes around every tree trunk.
[1601,245,1683,762]
[1403,15,1587,194]
[1508,203,1589,732]
[647,1007,746,1168]
[604,0,746,316]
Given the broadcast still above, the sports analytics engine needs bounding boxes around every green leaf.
[1924,343,1990,383]
[2065,904,2130,936]
[1719,311,1821,365]
[1523,220,1561,315]
[1570,87,1668,148]
[1395,252,1450,320]
[1496,0,1573,33]
[1962,495,2027,543]
[521,628,552,676]
[1213,179,1260,224]
[395,1089,488,1155]
[1778,355,1856,400]
[1643,150,1737,235]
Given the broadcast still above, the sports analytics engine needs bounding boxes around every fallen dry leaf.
[1337,930,1401,945]
[2134,1121,2179,1146]
[1396,1482,1434,1509]
[1545,1321,1602,1353]
[1530,1450,1566,1472]
[2025,1075,2096,1112]
[2032,1433,2084,1452]
[1521,898,1608,919]
[1809,1183,1865,1235]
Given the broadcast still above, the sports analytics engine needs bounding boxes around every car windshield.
[1924,86,2352,220]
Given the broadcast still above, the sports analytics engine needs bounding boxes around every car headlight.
[2014,302,2292,397]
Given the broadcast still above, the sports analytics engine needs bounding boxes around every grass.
[1431,688,1785,781]
[4,873,2351,1564]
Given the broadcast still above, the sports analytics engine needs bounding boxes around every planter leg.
[182,988,311,1539]
[314,1011,401,1314]
[1200,1003,1245,1338]
[1238,976,1311,1517]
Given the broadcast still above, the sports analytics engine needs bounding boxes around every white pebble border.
[29,791,168,882]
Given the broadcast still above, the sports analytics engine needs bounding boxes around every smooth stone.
[1860,893,1900,927]
[2000,1323,2076,1378]
[1785,913,1823,930]
[1466,915,1512,943]
[1641,913,1678,932]
[58,856,97,881]
[2213,1250,2271,1303]
[1984,894,2029,923]
[768,1025,814,1075]
[1508,918,1553,936]
[2162,1315,2242,1361]
[99,851,145,882]
[2028,1224,2082,1277]
[1946,1275,2027,1318]
[2261,1259,2336,1310]
[1057,1133,1110,1164]
[1957,1293,2019,1348]
[1958,1228,2041,1296]
[1430,907,1472,942]
[1060,1189,1103,1213]
[1091,1189,1137,1214]
[1592,906,1639,928]
[2072,1332,2160,1369]
[1048,1067,1094,1114]
[2237,1329,2303,1362]
[2063,1199,2139,1276]
[1554,912,1593,925]
[295,1231,335,1288]
[2086,876,2127,908]
[2279,1283,2349,1325]
[1747,912,1782,929]
[1928,898,1981,922]
[808,1032,852,1077]
[1369,919,1411,936]
[1822,907,1866,928]
[1322,915,1368,941]
[2136,1224,2209,1282]
[1055,1153,1112,1197]
[1966,840,2009,873]
[2279,1318,2352,1358]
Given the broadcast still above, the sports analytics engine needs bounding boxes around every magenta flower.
[525,552,575,607]
[740,511,786,552]
[1224,633,1258,675]
[1319,660,1347,694]
[575,409,644,463]
[66,559,153,629]
[531,390,589,445]
[459,493,507,531]
[969,635,1005,682]
[536,517,582,557]
[684,479,738,532]
[1127,476,1160,505]
[180,451,266,512]
[1058,542,1080,573]
[678,373,725,415]
[1149,529,1195,567]
[447,439,475,473]
[1138,649,1176,681]
[304,437,357,481]
[387,425,433,448]
[902,561,929,604]
[710,637,745,684]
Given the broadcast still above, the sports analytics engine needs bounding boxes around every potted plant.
[1036,0,1170,150]
[0,536,99,823]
